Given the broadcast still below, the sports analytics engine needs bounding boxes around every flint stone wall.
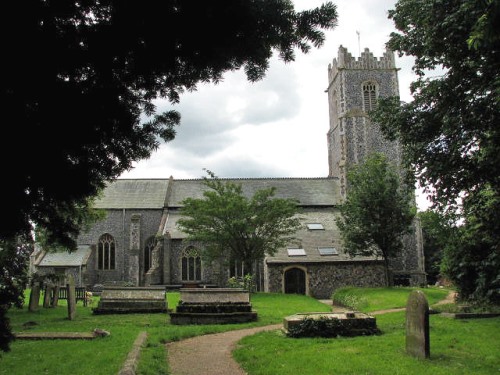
[267,261,386,299]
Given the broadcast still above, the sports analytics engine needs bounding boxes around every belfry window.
[181,246,202,281]
[97,233,115,270]
[362,82,377,112]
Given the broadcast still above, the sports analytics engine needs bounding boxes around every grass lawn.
[332,286,450,312]
[3,287,498,375]
[234,287,500,375]
[1,291,330,375]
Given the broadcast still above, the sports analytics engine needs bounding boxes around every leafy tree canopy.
[371,0,500,212]
[417,209,456,285]
[336,153,415,284]
[1,0,337,250]
[176,170,302,274]
[371,0,500,303]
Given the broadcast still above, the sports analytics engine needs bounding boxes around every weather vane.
[356,30,360,57]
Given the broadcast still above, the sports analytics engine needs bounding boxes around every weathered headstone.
[28,283,41,312]
[43,284,53,308]
[67,275,76,320]
[406,290,430,359]
[51,285,60,307]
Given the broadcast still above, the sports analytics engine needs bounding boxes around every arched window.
[362,81,378,112]
[97,234,115,270]
[144,236,157,273]
[181,246,202,281]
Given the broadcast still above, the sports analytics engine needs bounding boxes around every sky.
[119,0,432,210]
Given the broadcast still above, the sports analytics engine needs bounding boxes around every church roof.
[94,179,170,209]
[37,245,92,267]
[94,177,341,210]
[168,177,341,207]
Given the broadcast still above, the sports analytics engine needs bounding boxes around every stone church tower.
[327,45,402,196]
[326,45,426,285]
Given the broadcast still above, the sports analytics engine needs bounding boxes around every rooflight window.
[307,223,324,230]
[318,247,338,256]
[287,248,306,257]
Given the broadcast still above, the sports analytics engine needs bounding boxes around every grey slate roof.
[37,245,92,267]
[169,177,341,207]
[94,179,170,209]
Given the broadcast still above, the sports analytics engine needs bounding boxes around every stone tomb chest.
[283,312,380,337]
[92,286,167,314]
[169,288,258,324]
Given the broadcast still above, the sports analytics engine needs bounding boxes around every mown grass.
[1,291,330,375]
[234,311,500,375]
[235,287,500,375]
[332,286,450,312]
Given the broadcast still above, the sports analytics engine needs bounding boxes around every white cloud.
[120,0,430,209]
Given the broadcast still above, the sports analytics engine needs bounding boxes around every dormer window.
[287,248,306,257]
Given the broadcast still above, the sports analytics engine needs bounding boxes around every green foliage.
[1,2,337,351]
[372,0,500,213]
[335,153,415,283]
[441,187,500,304]
[372,0,500,305]
[0,238,31,353]
[177,170,302,273]
[417,210,457,284]
[227,274,256,293]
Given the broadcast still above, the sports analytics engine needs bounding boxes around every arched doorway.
[284,267,306,295]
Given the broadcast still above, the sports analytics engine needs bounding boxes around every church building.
[33,46,426,299]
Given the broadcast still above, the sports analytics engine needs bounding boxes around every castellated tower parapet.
[326,45,401,197]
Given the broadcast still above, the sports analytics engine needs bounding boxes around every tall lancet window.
[97,233,115,270]
[362,82,378,112]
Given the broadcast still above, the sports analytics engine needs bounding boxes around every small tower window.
[362,82,378,112]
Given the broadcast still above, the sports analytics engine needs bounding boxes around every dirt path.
[166,324,281,375]
[165,291,457,375]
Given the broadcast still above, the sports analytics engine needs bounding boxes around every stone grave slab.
[170,288,257,324]
[283,311,379,337]
[92,286,167,314]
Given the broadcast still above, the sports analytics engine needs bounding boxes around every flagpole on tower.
[356,30,360,57]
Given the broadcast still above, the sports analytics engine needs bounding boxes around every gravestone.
[51,285,60,307]
[67,275,76,320]
[43,284,53,308]
[28,283,41,312]
[406,290,430,359]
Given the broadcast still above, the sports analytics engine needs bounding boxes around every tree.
[417,210,456,285]
[441,186,500,304]
[335,153,415,285]
[0,1,337,351]
[371,0,499,212]
[176,171,302,277]
[371,0,500,303]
